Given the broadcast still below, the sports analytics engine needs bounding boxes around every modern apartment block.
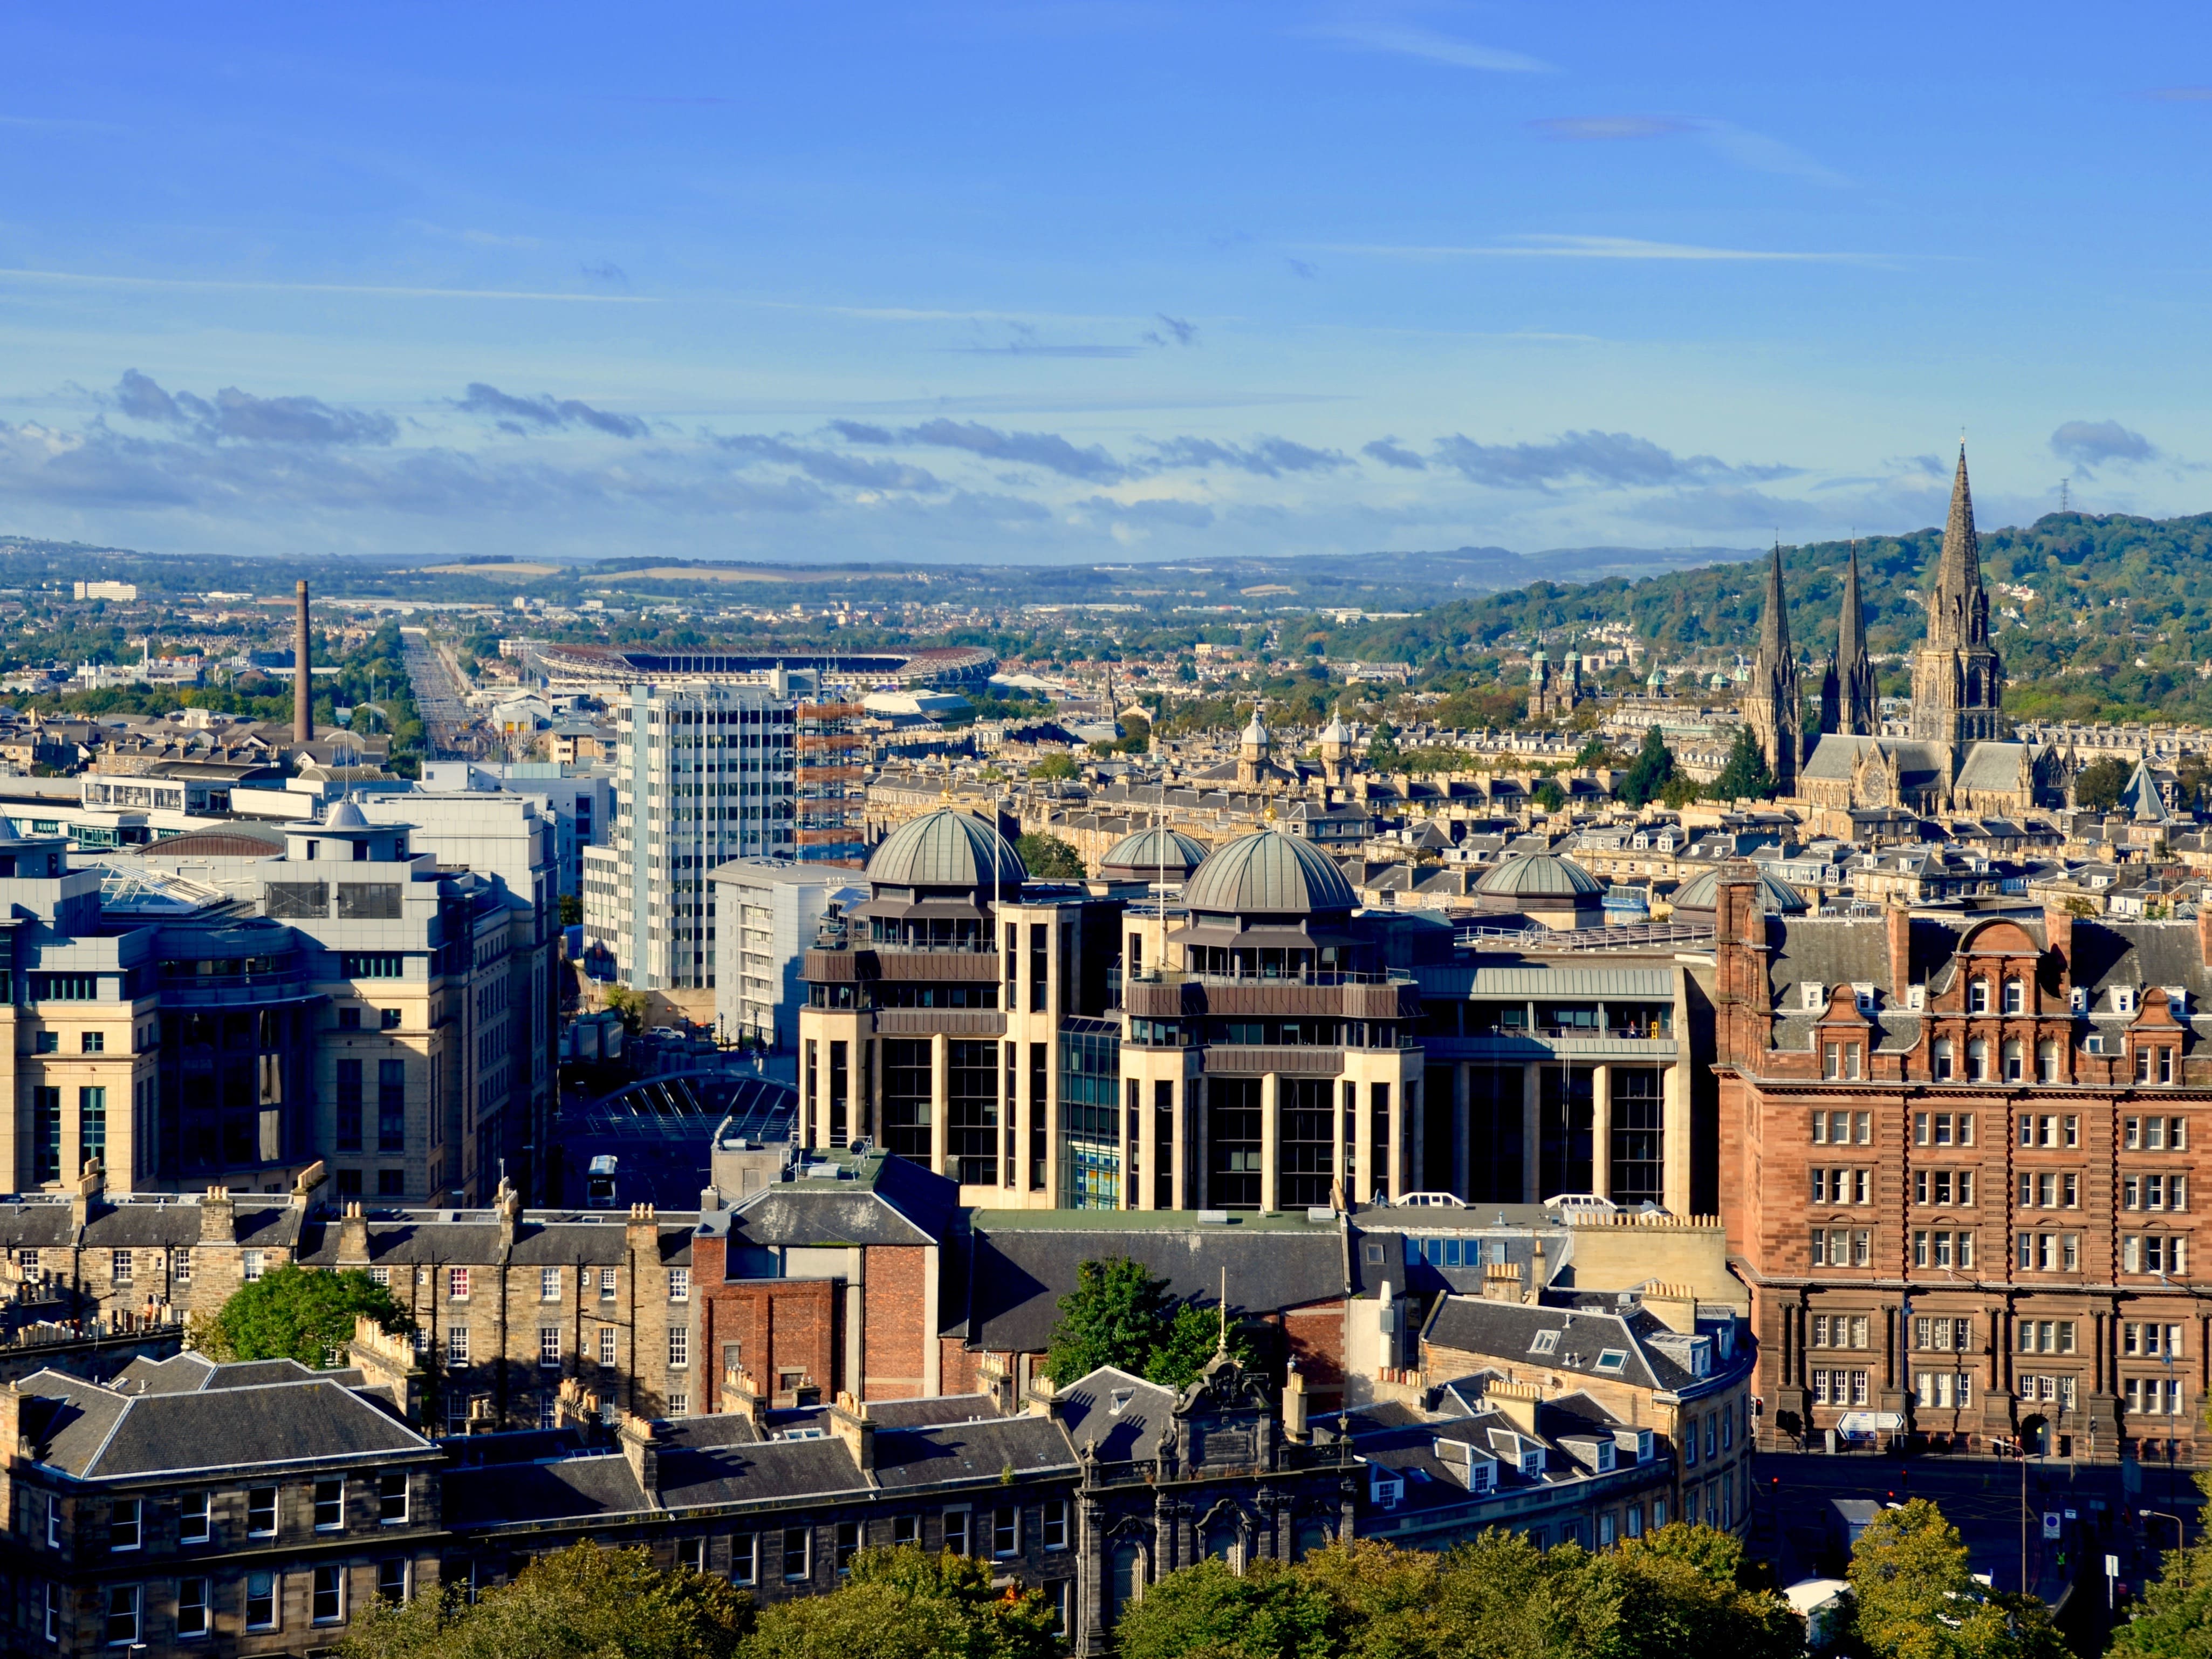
[610,683,797,995]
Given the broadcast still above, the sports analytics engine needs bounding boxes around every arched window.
[1202,1517,1241,1566]
[2003,980,2025,1015]
[1968,1039,1989,1082]
[1933,1039,1955,1081]
[2003,1039,2024,1082]
[2037,1040,2060,1083]
[1970,979,1991,1014]
[1107,1542,1143,1623]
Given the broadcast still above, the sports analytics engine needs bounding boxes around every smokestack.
[293,579,312,745]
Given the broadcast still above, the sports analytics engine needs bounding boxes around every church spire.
[1929,445,1989,651]
[1757,541,1793,670]
[1745,541,1803,795]
[1836,540,1877,735]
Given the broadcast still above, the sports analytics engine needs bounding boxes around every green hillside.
[1325,511,2212,728]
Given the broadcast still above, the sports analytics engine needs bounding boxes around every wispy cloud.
[113,370,397,446]
[1301,18,1551,73]
[714,432,943,491]
[1362,437,1427,470]
[1430,428,1794,491]
[2051,419,2156,475]
[1143,313,1199,347]
[455,383,649,438]
[0,268,655,302]
[1145,435,1348,477]
[1528,114,1848,186]
[861,418,1130,484]
[1316,234,1881,263]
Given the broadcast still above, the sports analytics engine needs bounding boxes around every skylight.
[1594,1349,1628,1373]
[1529,1329,1560,1356]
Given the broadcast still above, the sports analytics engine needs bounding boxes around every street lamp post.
[2142,1510,2188,1592]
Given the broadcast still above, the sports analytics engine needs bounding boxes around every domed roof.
[1184,829,1355,914]
[1475,851,1603,899]
[1319,711,1351,745]
[866,809,1026,891]
[1241,711,1270,746]
[323,798,368,829]
[1669,865,1808,915]
[1099,825,1210,879]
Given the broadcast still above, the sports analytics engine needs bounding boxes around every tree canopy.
[193,1264,414,1368]
[1041,1255,1249,1389]
[1618,726,1678,808]
[1846,1499,2067,1659]
[741,1546,1060,1659]
[1112,1528,1798,1659]
[2074,754,2131,814]
[2107,1467,2212,1658]
[1708,725,1777,802]
[340,1542,752,1659]
[1013,832,1085,878]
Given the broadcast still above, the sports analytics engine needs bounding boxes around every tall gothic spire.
[1745,541,1803,794]
[1928,445,1989,650]
[1836,540,1877,735]
[1757,541,1793,670]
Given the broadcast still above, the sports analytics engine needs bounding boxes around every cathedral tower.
[1909,446,2005,748]
[1743,542,1803,795]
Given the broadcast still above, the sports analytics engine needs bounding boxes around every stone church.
[1744,447,2064,830]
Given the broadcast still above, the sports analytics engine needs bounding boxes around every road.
[399,625,475,758]
[1752,1450,2202,1650]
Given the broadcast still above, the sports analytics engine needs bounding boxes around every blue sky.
[3,1,2210,565]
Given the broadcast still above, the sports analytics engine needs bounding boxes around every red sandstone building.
[1714,869,2210,1462]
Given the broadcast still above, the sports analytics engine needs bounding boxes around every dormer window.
[1907,986,1927,1011]
[1801,983,1824,1012]
[2115,988,2137,1015]
[2070,988,2088,1014]
[1854,984,1877,1012]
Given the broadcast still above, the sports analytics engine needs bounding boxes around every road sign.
[2106,1554,2121,1576]
[2043,1512,2062,1539]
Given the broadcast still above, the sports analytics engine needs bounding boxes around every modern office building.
[609,684,797,997]
[709,860,850,1050]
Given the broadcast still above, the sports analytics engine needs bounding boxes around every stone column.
[1590,1063,1612,1201]
[1260,1073,1280,1213]
[1352,1077,1373,1209]
[1661,1062,1691,1215]
[929,1032,949,1178]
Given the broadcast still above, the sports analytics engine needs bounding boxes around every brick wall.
[862,1245,928,1400]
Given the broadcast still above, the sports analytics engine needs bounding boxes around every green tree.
[2075,754,2131,813]
[1027,752,1078,781]
[1531,777,1567,813]
[1040,1257,1247,1389]
[740,1547,1058,1659]
[1573,735,1616,768]
[341,1541,752,1659]
[1606,1525,1802,1659]
[1366,722,1402,770]
[604,984,650,1033]
[1709,726,1776,802]
[1846,1499,2067,1659]
[1619,726,1679,808]
[557,893,583,926]
[1109,1557,1333,1659]
[1013,832,1084,878]
[2109,1467,2212,1657]
[194,1264,415,1368]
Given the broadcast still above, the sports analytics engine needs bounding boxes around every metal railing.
[1126,967,1413,988]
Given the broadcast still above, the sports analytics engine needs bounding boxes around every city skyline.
[2,3,2210,564]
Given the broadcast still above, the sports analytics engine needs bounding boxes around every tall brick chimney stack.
[293,579,312,746]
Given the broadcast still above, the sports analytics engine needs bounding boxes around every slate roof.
[112,1353,361,1395]
[870,1414,1075,1490]
[16,1369,430,1480]
[1421,1296,1721,1396]
[1954,742,2031,793]
[443,1453,650,1525]
[1802,734,1950,791]
[959,1214,1349,1353]
[1052,1366,1179,1462]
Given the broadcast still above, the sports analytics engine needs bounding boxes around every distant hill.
[1325,511,2212,728]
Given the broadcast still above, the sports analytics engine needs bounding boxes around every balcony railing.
[1127,967,1413,988]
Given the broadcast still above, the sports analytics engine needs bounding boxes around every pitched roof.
[18,1371,430,1480]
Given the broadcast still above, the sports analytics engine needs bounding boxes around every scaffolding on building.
[795,701,866,866]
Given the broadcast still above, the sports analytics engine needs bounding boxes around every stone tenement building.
[1712,865,2212,1462]
[0,1172,702,1432]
